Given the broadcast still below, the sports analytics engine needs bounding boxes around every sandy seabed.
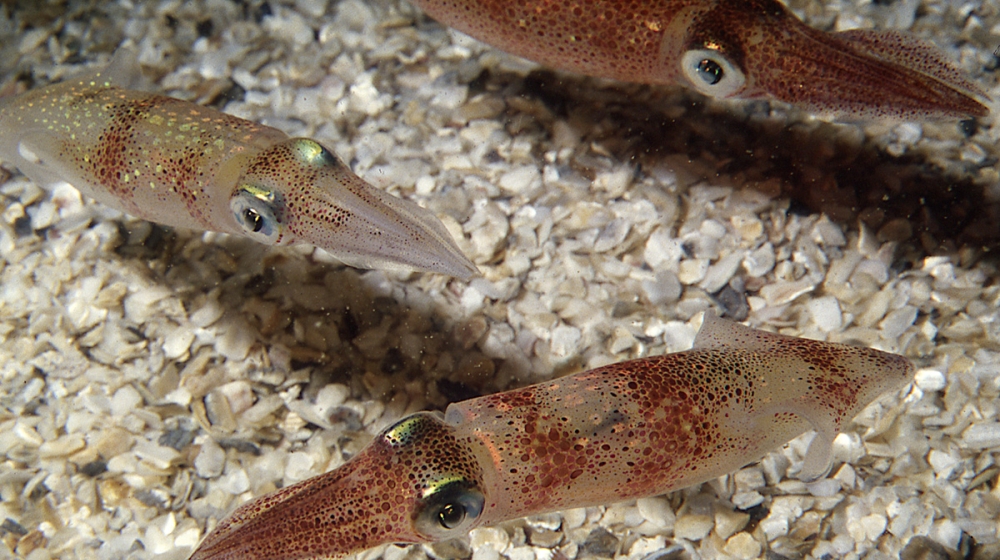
[0,1,999,559]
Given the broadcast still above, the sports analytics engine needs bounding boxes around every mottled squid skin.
[0,52,477,279]
[191,313,914,560]
[410,0,989,120]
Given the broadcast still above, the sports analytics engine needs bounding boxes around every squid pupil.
[437,503,465,528]
[696,58,724,85]
[243,208,264,232]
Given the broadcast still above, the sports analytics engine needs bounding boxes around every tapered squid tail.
[752,24,989,120]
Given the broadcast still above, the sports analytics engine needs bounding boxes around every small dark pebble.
[217,438,262,456]
[611,300,643,318]
[13,215,32,237]
[580,527,619,558]
[713,278,749,321]
[0,518,28,537]
[900,535,961,560]
[134,489,170,509]
[640,544,689,560]
[159,427,197,451]
[329,406,364,432]
[80,460,108,478]
[27,483,48,501]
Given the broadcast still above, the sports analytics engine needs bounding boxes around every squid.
[190,312,915,560]
[410,0,989,120]
[0,51,477,279]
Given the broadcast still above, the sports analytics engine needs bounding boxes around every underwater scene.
[0,0,998,559]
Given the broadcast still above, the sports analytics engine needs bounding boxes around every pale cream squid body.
[192,313,915,560]
[0,51,477,279]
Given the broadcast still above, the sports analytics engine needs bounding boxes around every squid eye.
[680,49,746,99]
[437,502,467,529]
[242,208,265,232]
[696,58,723,85]
[413,479,485,539]
[230,187,283,244]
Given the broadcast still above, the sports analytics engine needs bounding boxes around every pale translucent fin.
[0,48,142,132]
[799,430,835,482]
[7,130,73,189]
[693,311,790,352]
[0,76,25,112]
[99,47,147,90]
[38,47,147,93]
[758,399,836,481]
[836,29,990,106]
[742,393,837,481]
